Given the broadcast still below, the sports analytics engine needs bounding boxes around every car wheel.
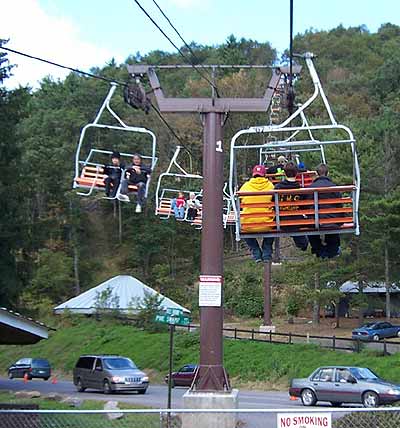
[301,389,317,406]
[103,380,112,394]
[8,371,13,380]
[362,391,379,408]
[373,334,380,341]
[330,402,342,407]
[138,389,147,395]
[44,377,50,381]
[76,378,86,392]
[170,380,175,388]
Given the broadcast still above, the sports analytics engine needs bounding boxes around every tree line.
[1,24,400,321]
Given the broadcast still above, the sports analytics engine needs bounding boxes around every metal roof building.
[53,275,190,314]
[0,307,52,344]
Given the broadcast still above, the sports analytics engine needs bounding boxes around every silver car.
[289,366,400,408]
[73,355,149,394]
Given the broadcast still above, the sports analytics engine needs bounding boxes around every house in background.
[339,281,400,318]
[54,275,190,315]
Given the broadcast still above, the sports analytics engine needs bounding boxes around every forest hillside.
[1,24,400,321]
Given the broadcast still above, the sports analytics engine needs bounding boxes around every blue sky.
[3,0,400,88]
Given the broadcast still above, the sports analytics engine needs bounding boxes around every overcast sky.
[2,0,400,89]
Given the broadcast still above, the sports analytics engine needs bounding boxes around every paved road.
[0,377,306,409]
[0,378,352,428]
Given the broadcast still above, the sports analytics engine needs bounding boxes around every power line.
[0,45,187,149]
[133,0,220,97]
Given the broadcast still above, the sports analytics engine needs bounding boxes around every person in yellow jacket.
[239,165,274,262]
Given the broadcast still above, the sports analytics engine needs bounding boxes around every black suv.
[73,355,149,394]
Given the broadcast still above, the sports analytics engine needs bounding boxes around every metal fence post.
[289,332,292,344]
[234,328,237,340]
[332,335,336,351]
[251,329,255,341]
[269,331,272,342]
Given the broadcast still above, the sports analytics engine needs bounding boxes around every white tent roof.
[54,275,190,314]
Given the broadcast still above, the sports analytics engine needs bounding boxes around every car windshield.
[350,367,378,380]
[103,358,137,370]
[32,359,50,367]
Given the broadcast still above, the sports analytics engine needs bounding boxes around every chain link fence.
[1,408,400,428]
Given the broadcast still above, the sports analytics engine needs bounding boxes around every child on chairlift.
[171,192,186,220]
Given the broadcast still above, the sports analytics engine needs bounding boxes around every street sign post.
[155,308,191,412]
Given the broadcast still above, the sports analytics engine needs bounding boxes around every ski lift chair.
[229,53,360,243]
[155,146,202,220]
[73,83,157,200]
[223,183,236,228]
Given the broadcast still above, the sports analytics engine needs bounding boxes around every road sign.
[166,308,184,316]
[155,312,190,326]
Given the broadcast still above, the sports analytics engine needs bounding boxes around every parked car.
[73,355,149,394]
[289,366,400,408]
[164,364,197,387]
[352,321,400,342]
[8,358,51,380]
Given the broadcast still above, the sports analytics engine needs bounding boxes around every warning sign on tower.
[198,275,223,307]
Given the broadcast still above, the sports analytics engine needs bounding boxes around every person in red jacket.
[171,192,186,219]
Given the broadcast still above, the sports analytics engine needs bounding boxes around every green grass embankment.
[1,318,400,389]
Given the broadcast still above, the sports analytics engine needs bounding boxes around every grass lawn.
[0,390,158,428]
[1,317,400,390]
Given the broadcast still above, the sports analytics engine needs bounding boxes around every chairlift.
[223,183,236,228]
[229,52,360,241]
[73,83,158,200]
[155,146,203,226]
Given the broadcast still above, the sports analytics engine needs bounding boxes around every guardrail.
[180,324,400,355]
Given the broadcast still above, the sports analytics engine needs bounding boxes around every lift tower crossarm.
[127,64,301,113]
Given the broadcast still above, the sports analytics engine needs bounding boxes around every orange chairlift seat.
[228,52,360,241]
[73,83,157,199]
[237,186,356,238]
[155,146,203,227]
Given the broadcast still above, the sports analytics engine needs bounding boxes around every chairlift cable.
[132,0,221,97]
[0,45,189,153]
[0,46,127,86]
[151,0,214,79]
[286,0,295,115]
[149,102,193,156]
[289,0,294,88]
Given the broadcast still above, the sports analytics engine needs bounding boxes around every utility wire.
[133,0,220,97]
[0,45,188,149]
